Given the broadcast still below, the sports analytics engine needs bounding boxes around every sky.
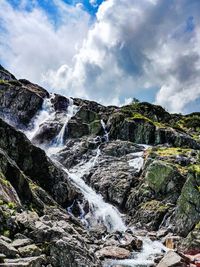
[0,0,200,113]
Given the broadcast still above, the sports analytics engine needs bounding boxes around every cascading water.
[101,119,109,142]
[54,98,77,146]
[54,148,127,232]
[25,94,55,140]
[24,98,167,267]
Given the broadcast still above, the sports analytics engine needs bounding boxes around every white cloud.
[1,0,200,113]
[0,0,90,83]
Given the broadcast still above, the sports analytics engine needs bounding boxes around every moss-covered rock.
[132,200,169,231]
[75,106,99,123]
[172,169,200,236]
[145,160,184,199]
[89,120,102,135]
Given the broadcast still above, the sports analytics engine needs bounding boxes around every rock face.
[0,78,48,127]
[0,66,200,266]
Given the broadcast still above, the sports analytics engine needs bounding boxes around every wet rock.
[0,80,48,127]
[0,65,16,81]
[68,119,90,138]
[51,94,69,112]
[31,120,62,145]
[156,250,184,267]
[118,233,143,251]
[90,158,137,207]
[96,246,131,260]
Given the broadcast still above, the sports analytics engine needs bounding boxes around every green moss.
[0,79,8,85]
[155,147,191,157]
[195,221,200,230]
[29,182,39,190]
[0,177,11,187]
[140,200,169,212]
[189,164,200,175]
[3,230,10,238]
[145,160,179,194]
[7,202,16,209]
[125,112,154,124]
[89,120,102,135]
[0,200,4,205]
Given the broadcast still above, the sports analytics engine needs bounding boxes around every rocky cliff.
[0,65,199,267]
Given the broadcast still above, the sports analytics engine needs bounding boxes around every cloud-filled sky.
[0,0,200,113]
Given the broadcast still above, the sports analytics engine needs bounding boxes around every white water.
[54,98,77,146]
[23,100,167,265]
[55,148,127,232]
[128,151,144,172]
[25,94,55,140]
[101,119,109,142]
[106,238,168,267]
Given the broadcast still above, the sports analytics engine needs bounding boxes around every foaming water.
[105,238,168,267]
[101,119,109,142]
[128,151,144,172]
[25,94,55,140]
[23,101,166,264]
[54,98,78,146]
[54,148,127,232]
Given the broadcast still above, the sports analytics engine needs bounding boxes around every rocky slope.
[0,65,199,266]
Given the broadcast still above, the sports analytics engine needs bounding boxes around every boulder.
[145,160,184,200]
[96,246,131,259]
[18,244,41,257]
[156,250,184,267]
[68,120,90,138]
[75,106,99,123]
[0,118,78,205]
[0,239,18,257]
[133,200,169,231]
[4,255,46,266]
[171,169,200,236]
[51,94,69,112]
[0,80,48,127]
[12,238,33,248]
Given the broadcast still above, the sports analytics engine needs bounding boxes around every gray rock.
[12,239,33,248]
[18,244,41,257]
[0,239,18,257]
[156,250,183,267]
[3,255,46,267]
[96,246,131,260]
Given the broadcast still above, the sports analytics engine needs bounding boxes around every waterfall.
[101,119,109,142]
[54,148,127,232]
[23,101,167,266]
[25,94,55,140]
[54,98,77,146]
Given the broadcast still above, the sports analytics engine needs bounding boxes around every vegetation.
[140,200,169,212]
